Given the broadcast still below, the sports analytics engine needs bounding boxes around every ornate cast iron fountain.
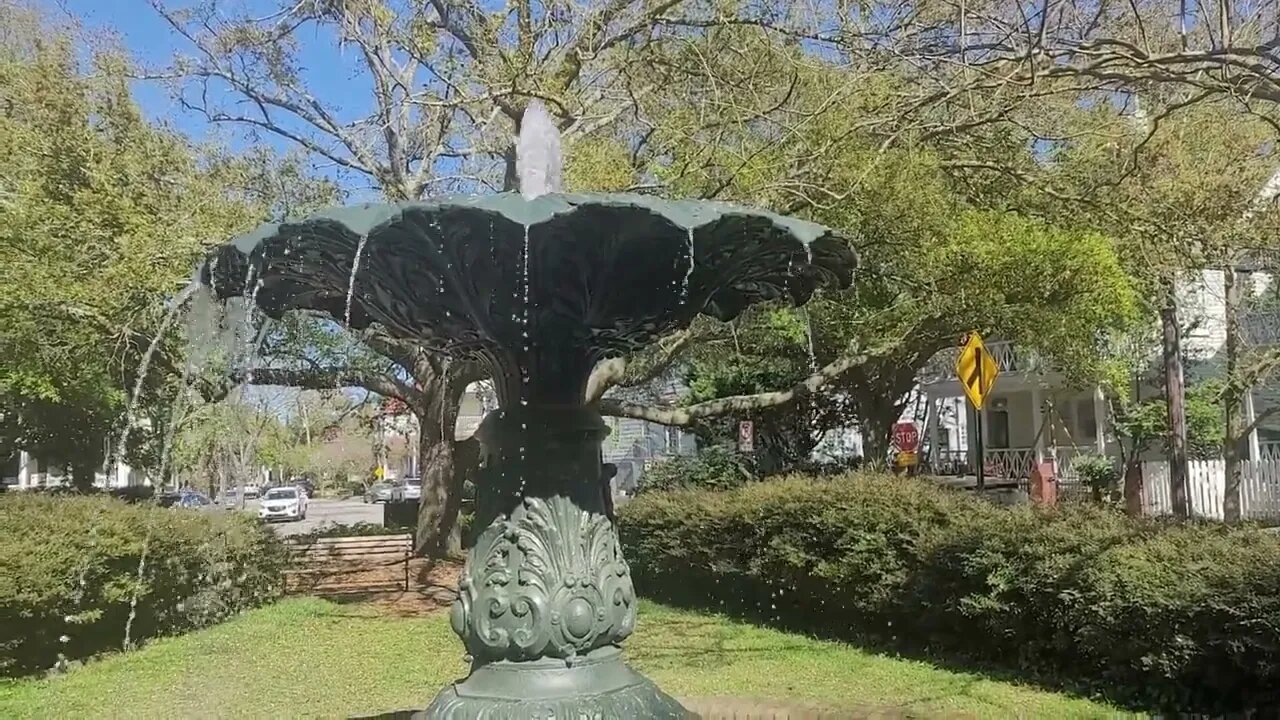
[199,101,856,718]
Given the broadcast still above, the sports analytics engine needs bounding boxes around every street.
[244,497,384,537]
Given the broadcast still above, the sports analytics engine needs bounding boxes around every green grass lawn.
[0,598,1133,719]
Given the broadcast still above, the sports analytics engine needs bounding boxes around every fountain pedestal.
[423,406,690,719]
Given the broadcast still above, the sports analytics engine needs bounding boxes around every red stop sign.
[892,422,920,453]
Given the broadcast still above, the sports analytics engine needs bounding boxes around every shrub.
[292,522,405,541]
[637,446,752,494]
[618,473,1280,714]
[0,494,287,676]
[1072,453,1122,504]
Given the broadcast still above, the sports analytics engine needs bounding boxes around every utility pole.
[1160,287,1191,518]
[1223,262,1246,522]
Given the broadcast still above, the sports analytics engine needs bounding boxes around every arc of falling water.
[680,228,695,302]
[109,280,202,486]
[345,234,370,327]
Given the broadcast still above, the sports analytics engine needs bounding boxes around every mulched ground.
[286,556,461,615]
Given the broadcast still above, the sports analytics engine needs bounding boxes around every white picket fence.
[1141,459,1280,520]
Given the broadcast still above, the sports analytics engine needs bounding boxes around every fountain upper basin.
[201,192,856,403]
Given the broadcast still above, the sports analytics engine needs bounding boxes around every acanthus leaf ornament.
[452,495,636,664]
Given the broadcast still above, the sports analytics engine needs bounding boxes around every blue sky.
[50,1,220,137]
[46,0,381,193]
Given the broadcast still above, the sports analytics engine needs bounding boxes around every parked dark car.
[109,486,155,503]
[157,490,212,509]
[292,478,316,498]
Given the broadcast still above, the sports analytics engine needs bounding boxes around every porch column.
[927,392,940,465]
[965,402,978,471]
[1031,387,1045,464]
[1093,386,1107,455]
[17,450,31,489]
[981,400,991,469]
[1245,387,1262,461]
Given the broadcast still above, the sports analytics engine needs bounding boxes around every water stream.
[344,233,370,327]
[109,280,202,483]
[680,228,695,302]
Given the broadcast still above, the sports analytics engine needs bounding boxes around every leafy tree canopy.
[0,4,334,484]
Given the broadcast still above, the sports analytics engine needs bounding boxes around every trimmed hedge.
[292,521,407,540]
[618,473,1280,713]
[0,494,286,676]
[637,446,753,494]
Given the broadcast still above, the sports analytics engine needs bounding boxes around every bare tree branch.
[597,339,899,426]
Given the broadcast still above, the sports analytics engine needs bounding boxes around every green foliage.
[0,493,286,676]
[620,475,1280,713]
[1072,453,1122,504]
[638,38,1141,458]
[1114,381,1224,460]
[0,6,337,477]
[291,522,403,541]
[636,446,753,494]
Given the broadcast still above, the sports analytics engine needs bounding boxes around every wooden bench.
[285,533,413,594]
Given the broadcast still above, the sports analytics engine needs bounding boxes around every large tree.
[0,2,323,489]
[148,0,821,555]
[575,30,1140,460]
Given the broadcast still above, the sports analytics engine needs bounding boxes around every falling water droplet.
[208,256,220,298]
[345,234,370,326]
[803,308,818,373]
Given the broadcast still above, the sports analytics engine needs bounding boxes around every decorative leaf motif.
[451,496,636,663]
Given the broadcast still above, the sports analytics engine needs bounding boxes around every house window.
[988,398,1011,449]
[664,426,681,454]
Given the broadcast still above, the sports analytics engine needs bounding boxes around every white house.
[918,341,1110,481]
[2,450,142,489]
[918,268,1277,481]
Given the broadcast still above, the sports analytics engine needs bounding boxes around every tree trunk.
[1223,265,1246,522]
[861,412,897,469]
[1160,287,1191,518]
[414,371,471,558]
[71,461,96,493]
[1123,460,1144,516]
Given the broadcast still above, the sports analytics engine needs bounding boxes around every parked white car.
[402,477,422,501]
[258,486,307,522]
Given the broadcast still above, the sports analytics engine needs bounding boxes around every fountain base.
[421,647,692,719]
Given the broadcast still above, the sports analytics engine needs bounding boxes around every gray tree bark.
[1160,287,1191,518]
[1223,264,1247,522]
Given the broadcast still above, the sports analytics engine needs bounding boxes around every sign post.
[738,420,755,453]
[955,333,1000,491]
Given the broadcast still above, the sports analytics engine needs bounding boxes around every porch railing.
[925,445,1095,482]
[918,340,1051,384]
